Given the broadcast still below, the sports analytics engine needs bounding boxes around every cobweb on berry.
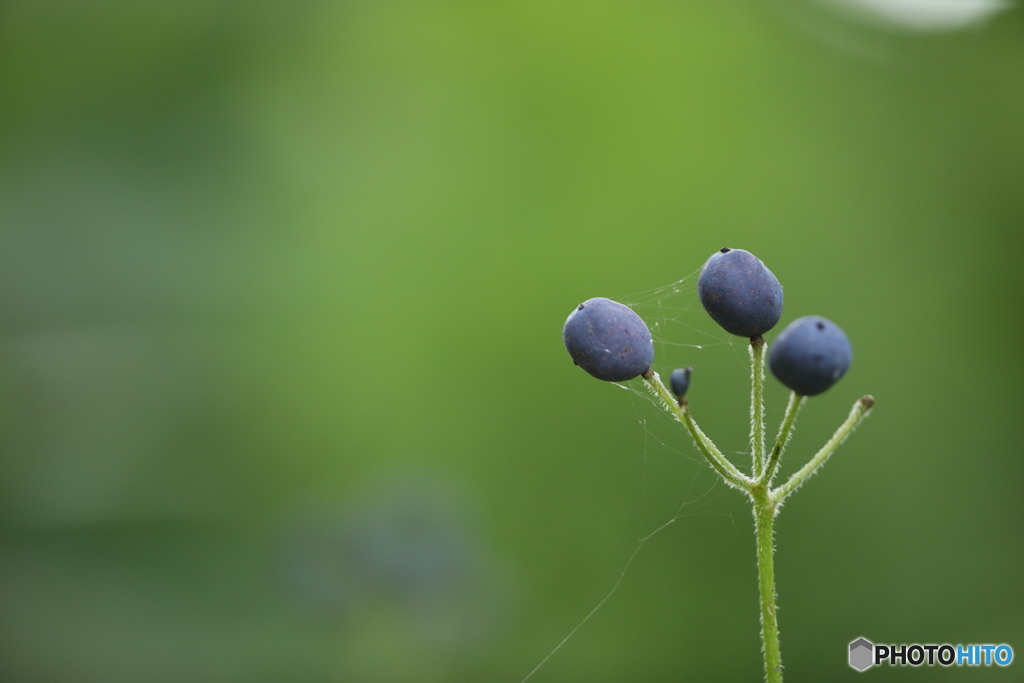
[611,268,755,428]
[618,268,745,362]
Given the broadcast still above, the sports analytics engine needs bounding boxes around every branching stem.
[637,354,873,682]
[641,371,751,491]
[772,396,875,507]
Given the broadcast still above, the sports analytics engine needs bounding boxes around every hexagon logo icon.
[849,637,874,671]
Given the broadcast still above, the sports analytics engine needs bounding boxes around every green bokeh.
[1,2,1022,681]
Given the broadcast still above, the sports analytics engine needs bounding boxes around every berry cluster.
[562,248,853,397]
[559,247,872,683]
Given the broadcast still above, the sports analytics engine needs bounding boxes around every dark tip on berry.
[815,321,825,331]
[577,303,585,311]
[719,247,731,253]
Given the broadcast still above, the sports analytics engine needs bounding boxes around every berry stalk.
[773,396,875,506]
[749,337,767,479]
[762,392,806,485]
[641,371,750,491]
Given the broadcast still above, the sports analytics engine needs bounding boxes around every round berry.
[670,367,692,399]
[698,248,783,339]
[563,297,654,382]
[768,316,852,396]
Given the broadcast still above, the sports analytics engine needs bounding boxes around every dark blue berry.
[698,248,783,339]
[563,297,654,382]
[768,316,852,396]
[670,367,692,399]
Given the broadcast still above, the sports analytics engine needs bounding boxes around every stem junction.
[637,339,873,682]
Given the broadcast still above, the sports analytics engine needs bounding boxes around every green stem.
[772,396,875,506]
[762,392,806,485]
[641,364,874,681]
[749,338,767,479]
[753,486,782,683]
[641,372,751,491]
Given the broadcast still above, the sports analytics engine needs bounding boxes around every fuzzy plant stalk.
[749,337,767,479]
[563,249,874,682]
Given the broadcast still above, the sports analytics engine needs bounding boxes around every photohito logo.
[849,637,1014,671]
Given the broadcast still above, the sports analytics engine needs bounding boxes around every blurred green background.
[1,1,1022,681]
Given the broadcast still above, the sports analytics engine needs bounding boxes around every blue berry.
[768,316,852,396]
[563,297,654,382]
[670,367,692,399]
[698,248,783,339]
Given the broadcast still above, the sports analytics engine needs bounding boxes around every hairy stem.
[753,487,782,683]
[749,337,767,479]
[773,396,875,506]
[641,371,751,490]
[641,364,873,682]
[762,392,806,485]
